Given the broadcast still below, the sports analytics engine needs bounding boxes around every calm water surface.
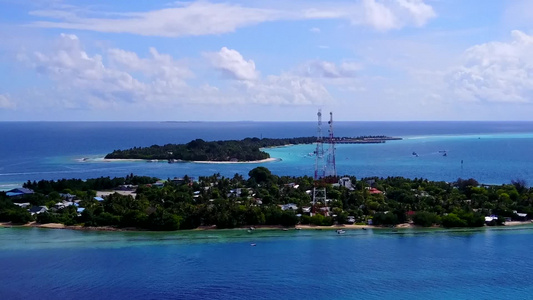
[2,121,533,187]
[1,226,533,300]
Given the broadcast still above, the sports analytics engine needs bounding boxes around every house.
[347,216,356,223]
[485,216,496,223]
[59,193,76,201]
[512,210,529,221]
[6,188,34,198]
[515,213,528,221]
[117,184,137,191]
[367,187,383,194]
[281,203,298,211]
[319,207,331,216]
[284,183,300,189]
[153,180,165,187]
[14,202,30,208]
[28,206,48,215]
[94,196,104,202]
[171,177,195,185]
[338,177,353,190]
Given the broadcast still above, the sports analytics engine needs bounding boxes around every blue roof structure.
[6,192,24,197]
[94,196,104,201]
[77,208,85,213]
[6,188,34,197]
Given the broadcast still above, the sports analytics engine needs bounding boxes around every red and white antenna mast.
[326,111,337,178]
[314,110,325,181]
[312,109,327,214]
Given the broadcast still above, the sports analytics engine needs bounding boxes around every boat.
[336,229,346,234]
[250,243,256,246]
[282,228,289,231]
[443,152,447,157]
[412,152,419,157]
[362,227,367,230]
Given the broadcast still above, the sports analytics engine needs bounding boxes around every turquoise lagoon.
[2,226,533,299]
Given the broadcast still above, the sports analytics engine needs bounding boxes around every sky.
[0,0,532,121]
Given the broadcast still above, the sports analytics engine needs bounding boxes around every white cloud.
[448,30,533,103]
[297,60,361,78]
[355,0,436,31]
[245,74,331,105]
[27,34,147,103]
[18,33,195,106]
[204,47,330,105]
[0,94,16,109]
[17,34,330,108]
[29,0,436,36]
[30,2,286,37]
[205,47,259,81]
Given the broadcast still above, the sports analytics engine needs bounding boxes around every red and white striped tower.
[326,111,337,178]
[312,110,327,214]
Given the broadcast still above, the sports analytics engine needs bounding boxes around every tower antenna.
[312,109,327,215]
[326,111,337,178]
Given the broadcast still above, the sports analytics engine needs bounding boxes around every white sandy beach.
[192,158,280,164]
[91,157,280,164]
[1,220,532,232]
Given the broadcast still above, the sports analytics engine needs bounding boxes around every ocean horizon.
[2,121,533,188]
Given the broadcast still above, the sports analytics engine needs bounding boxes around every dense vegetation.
[22,174,158,194]
[2,168,532,230]
[104,137,318,161]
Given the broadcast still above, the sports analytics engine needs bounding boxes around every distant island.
[104,136,402,162]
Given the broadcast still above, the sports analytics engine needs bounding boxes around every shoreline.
[192,157,280,164]
[2,221,532,233]
[94,157,281,164]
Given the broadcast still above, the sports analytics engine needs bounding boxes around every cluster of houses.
[4,176,532,226]
[5,187,104,217]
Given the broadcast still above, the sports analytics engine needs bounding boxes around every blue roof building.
[6,188,34,197]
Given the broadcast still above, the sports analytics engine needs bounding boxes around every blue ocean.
[2,121,533,188]
[2,121,533,299]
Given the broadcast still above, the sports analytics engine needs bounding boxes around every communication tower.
[312,110,337,215]
[326,111,337,178]
[312,110,326,213]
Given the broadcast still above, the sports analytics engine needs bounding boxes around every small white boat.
[336,229,346,234]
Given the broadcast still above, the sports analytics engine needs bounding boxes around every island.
[1,168,530,231]
[104,136,402,162]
